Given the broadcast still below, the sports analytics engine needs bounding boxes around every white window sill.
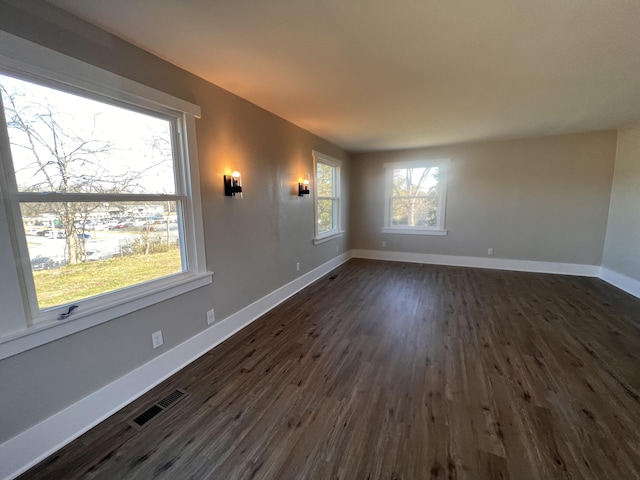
[0,272,213,360]
[382,227,448,236]
[313,231,344,245]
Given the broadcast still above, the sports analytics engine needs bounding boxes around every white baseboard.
[599,267,640,299]
[352,249,640,299]
[351,249,600,277]
[0,252,351,480]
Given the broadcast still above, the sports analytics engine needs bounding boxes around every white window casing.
[0,31,211,360]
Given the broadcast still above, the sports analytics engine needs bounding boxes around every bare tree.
[1,83,154,263]
[392,167,440,227]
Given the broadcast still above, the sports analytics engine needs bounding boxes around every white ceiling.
[50,0,640,152]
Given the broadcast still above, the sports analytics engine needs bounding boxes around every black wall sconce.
[298,179,310,197]
[224,171,243,198]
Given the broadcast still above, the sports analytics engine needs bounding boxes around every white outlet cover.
[152,330,164,349]
[207,308,215,325]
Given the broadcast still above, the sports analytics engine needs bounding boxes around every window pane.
[316,162,334,197]
[21,201,183,310]
[392,167,439,197]
[391,198,438,227]
[1,74,176,194]
[317,199,335,233]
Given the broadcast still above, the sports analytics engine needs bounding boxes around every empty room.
[1,1,639,479]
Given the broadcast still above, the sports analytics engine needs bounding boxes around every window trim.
[312,150,343,244]
[382,159,449,236]
[0,31,211,360]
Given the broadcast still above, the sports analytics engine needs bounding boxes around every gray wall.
[350,132,617,265]
[0,2,349,443]
[602,121,640,281]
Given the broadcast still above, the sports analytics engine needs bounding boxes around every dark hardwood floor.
[19,259,640,479]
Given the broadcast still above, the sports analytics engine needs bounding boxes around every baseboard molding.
[351,249,600,277]
[599,267,640,299]
[0,252,351,480]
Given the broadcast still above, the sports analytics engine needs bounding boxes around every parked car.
[31,256,54,270]
[84,250,101,261]
[47,230,66,239]
[30,256,67,271]
[84,250,115,262]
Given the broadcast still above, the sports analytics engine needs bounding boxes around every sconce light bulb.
[231,171,241,178]
[303,179,310,186]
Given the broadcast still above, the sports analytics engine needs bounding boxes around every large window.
[0,32,209,358]
[313,151,342,243]
[383,160,448,235]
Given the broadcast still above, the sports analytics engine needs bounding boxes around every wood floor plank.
[18,259,640,479]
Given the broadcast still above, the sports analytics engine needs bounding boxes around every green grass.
[34,249,183,310]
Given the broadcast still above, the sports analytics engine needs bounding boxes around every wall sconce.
[298,179,310,197]
[224,171,243,198]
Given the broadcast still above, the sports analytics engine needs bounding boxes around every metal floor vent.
[129,388,190,430]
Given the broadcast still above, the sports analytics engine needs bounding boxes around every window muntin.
[384,160,448,234]
[313,151,342,241]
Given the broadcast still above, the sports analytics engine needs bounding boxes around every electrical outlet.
[336,245,339,253]
[296,262,300,272]
[488,248,494,255]
[207,308,215,325]
[382,241,387,248]
[152,330,164,349]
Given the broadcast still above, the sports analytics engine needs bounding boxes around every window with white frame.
[383,160,448,235]
[0,32,210,359]
[312,150,342,243]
